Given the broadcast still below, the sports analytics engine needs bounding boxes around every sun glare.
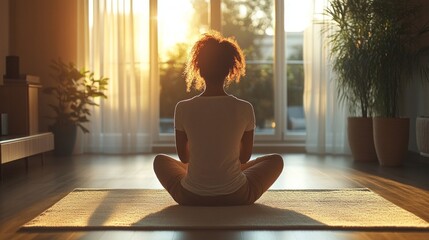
[158,0,194,60]
[285,0,312,32]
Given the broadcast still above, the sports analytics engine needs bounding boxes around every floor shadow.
[85,190,117,227]
[350,152,429,190]
[132,203,323,230]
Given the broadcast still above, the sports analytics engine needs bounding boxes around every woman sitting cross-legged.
[153,31,284,206]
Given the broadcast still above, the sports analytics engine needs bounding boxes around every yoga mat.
[22,188,429,230]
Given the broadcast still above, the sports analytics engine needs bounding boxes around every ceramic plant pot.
[347,117,377,162]
[52,124,77,156]
[373,117,409,166]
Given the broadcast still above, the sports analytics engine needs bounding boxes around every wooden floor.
[0,152,428,240]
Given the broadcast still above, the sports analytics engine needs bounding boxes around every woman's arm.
[175,129,190,163]
[239,130,254,164]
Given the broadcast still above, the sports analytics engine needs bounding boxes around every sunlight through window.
[158,0,195,61]
[284,0,312,32]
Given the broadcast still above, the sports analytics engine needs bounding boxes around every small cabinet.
[0,79,41,136]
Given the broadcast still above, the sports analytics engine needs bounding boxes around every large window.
[156,0,307,142]
[158,0,208,134]
[221,0,275,135]
[284,0,310,136]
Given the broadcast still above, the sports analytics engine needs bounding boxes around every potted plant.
[44,59,108,156]
[370,0,429,166]
[325,0,377,162]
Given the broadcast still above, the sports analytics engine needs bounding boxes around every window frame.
[152,0,306,144]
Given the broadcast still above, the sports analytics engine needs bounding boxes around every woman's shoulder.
[176,96,199,107]
[176,95,253,110]
[229,95,254,108]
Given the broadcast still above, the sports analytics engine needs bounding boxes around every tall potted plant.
[44,59,108,156]
[370,0,429,166]
[325,0,377,161]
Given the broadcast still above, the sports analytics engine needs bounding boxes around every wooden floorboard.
[0,153,428,240]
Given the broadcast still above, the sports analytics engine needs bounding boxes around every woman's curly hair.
[184,31,246,92]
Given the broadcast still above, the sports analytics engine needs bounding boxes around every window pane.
[221,0,275,134]
[284,0,310,135]
[286,32,305,133]
[158,0,209,133]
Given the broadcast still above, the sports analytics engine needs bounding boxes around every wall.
[403,78,429,153]
[0,0,9,83]
[401,0,429,153]
[9,0,77,132]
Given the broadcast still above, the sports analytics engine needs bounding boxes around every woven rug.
[22,188,429,230]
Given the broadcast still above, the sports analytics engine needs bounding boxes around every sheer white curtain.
[77,0,153,153]
[303,0,349,154]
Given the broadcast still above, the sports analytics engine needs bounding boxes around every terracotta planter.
[416,117,429,157]
[373,117,409,166]
[347,117,377,161]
